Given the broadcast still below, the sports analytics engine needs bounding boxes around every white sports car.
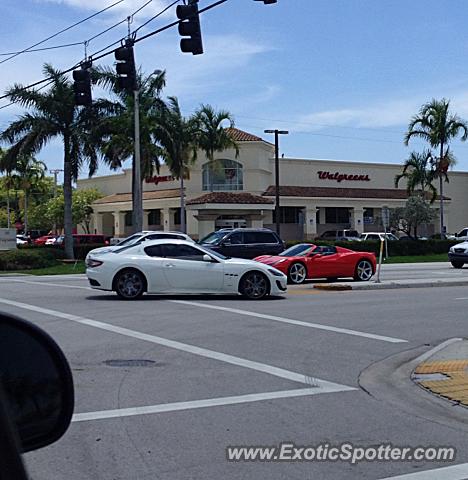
[86,239,288,300]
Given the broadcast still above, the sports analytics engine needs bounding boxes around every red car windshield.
[279,244,315,257]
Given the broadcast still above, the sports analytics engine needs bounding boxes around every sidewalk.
[412,338,468,407]
[312,277,468,291]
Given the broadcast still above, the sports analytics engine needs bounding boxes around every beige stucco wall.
[76,140,468,235]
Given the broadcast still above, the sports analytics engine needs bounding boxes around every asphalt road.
[1,271,468,480]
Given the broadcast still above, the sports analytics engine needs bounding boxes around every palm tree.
[93,67,167,232]
[193,105,239,191]
[395,150,437,202]
[0,64,105,258]
[11,155,47,234]
[404,98,468,236]
[154,97,197,233]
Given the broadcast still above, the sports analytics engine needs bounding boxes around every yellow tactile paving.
[414,360,468,374]
[415,359,468,405]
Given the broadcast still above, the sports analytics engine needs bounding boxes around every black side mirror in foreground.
[0,312,74,455]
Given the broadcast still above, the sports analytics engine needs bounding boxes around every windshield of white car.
[116,234,144,247]
[199,231,227,245]
[279,244,315,257]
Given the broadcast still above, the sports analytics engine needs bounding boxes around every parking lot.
[2,268,468,479]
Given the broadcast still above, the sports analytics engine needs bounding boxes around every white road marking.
[73,386,351,422]
[0,297,355,392]
[379,463,468,480]
[171,300,408,344]
[455,297,468,300]
[2,279,90,290]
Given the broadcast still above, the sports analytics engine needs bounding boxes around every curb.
[313,279,468,291]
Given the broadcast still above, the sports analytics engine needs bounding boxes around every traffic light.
[114,40,136,92]
[176,3,203,55]
[72,68,92,106]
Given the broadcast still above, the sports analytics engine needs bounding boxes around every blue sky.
[2,0,468,182]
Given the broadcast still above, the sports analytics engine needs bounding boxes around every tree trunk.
[439,142,445,237]
[180,174,186,233]
[63,135,74,259]
[6,188,10,229]
[23,191,28,235]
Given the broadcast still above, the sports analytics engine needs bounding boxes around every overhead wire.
[0,0,125,66]
[0,0,155,57]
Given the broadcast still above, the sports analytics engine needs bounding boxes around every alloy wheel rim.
[289,263,306,283]
[244,273,267,298]
[118,272,142,297]
[357,261,372,280]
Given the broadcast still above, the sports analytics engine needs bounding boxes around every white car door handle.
[164,263,175,267]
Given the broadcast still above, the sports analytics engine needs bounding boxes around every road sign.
[381,206,390,229]
[0,228,16,250]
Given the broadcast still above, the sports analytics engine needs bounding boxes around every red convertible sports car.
[254,243,376,284]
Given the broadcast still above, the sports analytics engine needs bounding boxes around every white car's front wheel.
[240,272,269,300]
[114,269,146,300]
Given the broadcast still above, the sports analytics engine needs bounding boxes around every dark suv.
[199,228,285,259]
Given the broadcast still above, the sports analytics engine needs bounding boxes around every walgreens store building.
[77,128,468,241]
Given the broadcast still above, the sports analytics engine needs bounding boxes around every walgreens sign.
[318,171,371,183]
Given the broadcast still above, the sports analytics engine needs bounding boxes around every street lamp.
[264,129,288,236]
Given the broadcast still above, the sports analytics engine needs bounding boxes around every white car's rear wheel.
[354,260,373,281]
[240,272,269,300]
[115,269,145,300]
[288,262,307,284]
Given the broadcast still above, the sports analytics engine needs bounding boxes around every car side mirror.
[203,254,216,263]
[0,312,74,453]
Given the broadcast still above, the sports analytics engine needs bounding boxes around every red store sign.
[318,171,371,183]
[145,175,175,185]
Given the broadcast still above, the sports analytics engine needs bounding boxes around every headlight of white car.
[268,268,285,277]
[449,247,454,253]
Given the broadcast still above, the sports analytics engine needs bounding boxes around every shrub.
[0,249,59,271]
[285,239,458,256]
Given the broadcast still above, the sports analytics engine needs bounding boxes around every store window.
[272,207,302,224]
[325,207,350,224]
[173,208,186,226]
[148,210,161,226]
[202,159,243,191]
[124,212,132,227]
[364,208,374,225]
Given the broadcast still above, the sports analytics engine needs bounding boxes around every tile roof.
[262,185,450,200]
[226,127,264,142]
[187,192,273,205]
[94,189,181,204]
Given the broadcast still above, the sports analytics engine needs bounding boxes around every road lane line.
[455,297,468,300]
[170,300,408,344]
[72,386,352,422]
[1,279,91,290]
[0,297,356,392]
[379,463,468,480]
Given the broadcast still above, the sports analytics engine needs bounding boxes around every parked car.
[359,232,399,242]
[86,239,287,300]
[53,234,111,247]
[198,228,285,259]
[34,235,56,246]
[88,231,194,257]
[254,242,376,284]
[16,235,31,246]
[451,227,468,241]
[448,241,468,268]
[317,229,361,241]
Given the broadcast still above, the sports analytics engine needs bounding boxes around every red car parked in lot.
[34,235,56,246]
[254,243,376,284]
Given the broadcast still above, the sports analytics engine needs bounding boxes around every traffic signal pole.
[133,89,143,233]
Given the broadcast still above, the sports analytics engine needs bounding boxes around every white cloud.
[36,0,173,19]
[295,90,468,132]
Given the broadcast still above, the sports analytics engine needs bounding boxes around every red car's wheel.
[354,259,373,281]
[288,262,307,284]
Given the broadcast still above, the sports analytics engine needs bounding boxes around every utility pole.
[50,169,63,235]
[133,89,143,233]
[264,129,288,236]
